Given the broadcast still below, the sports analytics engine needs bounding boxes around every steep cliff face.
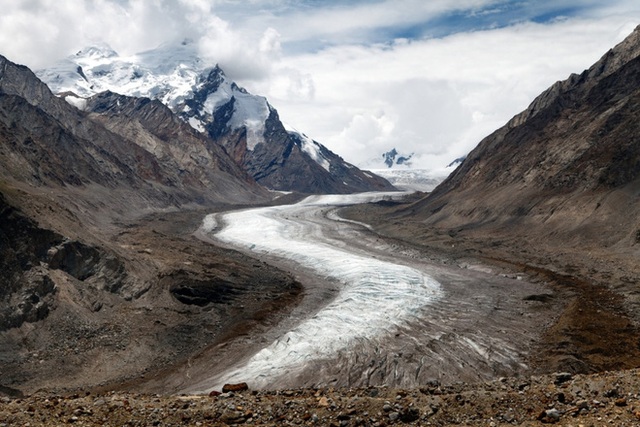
[404,25,640,250]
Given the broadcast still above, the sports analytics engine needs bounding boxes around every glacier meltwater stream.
[195,192,442,391]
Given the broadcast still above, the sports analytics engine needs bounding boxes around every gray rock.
[554,372,573,384]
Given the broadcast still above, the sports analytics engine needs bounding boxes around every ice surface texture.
[199,192,441,390]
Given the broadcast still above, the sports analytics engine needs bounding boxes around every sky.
[1,1,640,171]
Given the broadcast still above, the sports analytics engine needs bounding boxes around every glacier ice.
[198,192,442,390]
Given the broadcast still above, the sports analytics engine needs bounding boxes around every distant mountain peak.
[382,148,413,168]
[74,43,118,60]
[446,156,466,168]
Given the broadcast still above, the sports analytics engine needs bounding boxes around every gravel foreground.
[3,369,640,426]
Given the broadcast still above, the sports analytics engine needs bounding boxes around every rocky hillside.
[0,54,301,394]
[4,369,640,426]
[38,43,394,194]
[401,24,640,252]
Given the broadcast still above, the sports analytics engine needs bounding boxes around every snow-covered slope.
[38,42,202,109]
[38,42,394,194]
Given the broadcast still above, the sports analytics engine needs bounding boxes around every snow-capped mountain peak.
[37,42,395,194]
[382,148,413,168]
[74,43,119,60]
[39,41,203,108]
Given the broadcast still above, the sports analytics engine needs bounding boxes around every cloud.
[0,0,184,67]
[0,0,278,79]
[1,0,640,171]
[251,15,640,169]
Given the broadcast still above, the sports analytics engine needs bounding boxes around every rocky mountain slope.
[38,42,393,194]
[0,54,302,393]
[413,24,640,248]
[0,54,266,207]
[368,24,640,264]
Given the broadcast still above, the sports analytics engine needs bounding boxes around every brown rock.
[222,382,249,393]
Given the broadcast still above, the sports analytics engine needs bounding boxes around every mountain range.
[37,42,393,194]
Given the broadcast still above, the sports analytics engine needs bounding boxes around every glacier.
[194,192,442,390]
[168,192,553,393]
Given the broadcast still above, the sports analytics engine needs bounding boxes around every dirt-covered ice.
[185,193,555,393]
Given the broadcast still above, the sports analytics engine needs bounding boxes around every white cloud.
[251,16,640,169]
[235,0,502,46]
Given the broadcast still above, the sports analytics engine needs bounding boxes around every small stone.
[546,408,562,421]
[615,398,627,407]
[538,408,562,423]
[220,409,245,424]
[400,408,420,422]
[382,403,393,412]
[318,396,329,407]
[388,412,400,422]
[209,390,221,397]
[576,399,589,410]
[604,388,619,398]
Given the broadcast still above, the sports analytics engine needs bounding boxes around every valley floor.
[136,193,561,394]
[4,192,640,426]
